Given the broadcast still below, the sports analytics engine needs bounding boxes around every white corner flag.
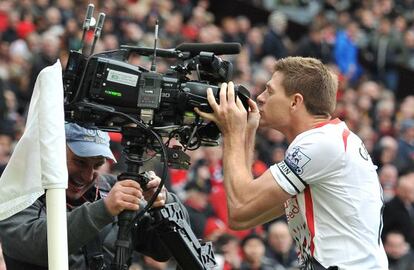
[0,61,68,269]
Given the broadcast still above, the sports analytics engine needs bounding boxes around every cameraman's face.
[66,147,106,200]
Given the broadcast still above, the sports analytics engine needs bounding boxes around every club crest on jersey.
[285,147,310,175]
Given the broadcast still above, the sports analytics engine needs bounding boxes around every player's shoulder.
[288,120,349,164]
[294,121,346,148]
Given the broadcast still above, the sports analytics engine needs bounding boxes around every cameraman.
[196,57,388,269]
[0,123,187,270]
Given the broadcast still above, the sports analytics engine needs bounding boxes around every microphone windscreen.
[83,4,95,29]
[176,43,241,56]
[96,13,106,30]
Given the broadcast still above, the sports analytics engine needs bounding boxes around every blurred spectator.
[334,21,363,84]
[374,98,396,137]
[61,17,81,51]
[357,8,376,40]
[384,231,414,270]
[363,17,403,91]
[198,24,222,43]
[265,221,299,270]
[240,233,286,270]
[378,164,399,202]
[263,0,322,26]
[395,119,414,174]
[250,68,268,97]
[0,119,14,176]
[221,16,242,43]
[44,6,64,37]
[262,11,289,59]
[27,33,60,107]
[256,128,287,166]
[215,233,242,270]
[399,30,414,70]
[270,145,286,164]
[203,217,227,243]
[102,33,120,51]
[357,125,378,155]
[398,96,414,120]
[372,135,399,168]
[16,10,36,39]
[3,88,21,124]
[0,79,7,119]
[252,149,268,178]
[236,15,251,44]
[159,11,183,48]
[295,23,334,64]
[182,164,215,239]
[383,173,414,248]
[261,55,277,75]
[202,146,264,239]
[246,26,264,63]
[2,10,19,43]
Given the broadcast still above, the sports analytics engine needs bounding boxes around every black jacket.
[382,196,414,248]
[0,174,188,269]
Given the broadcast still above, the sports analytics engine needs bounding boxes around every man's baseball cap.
[65,123,116,162]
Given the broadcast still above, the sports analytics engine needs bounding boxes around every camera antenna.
[150,19,159,72]
[80,3,94,53]
[90,12,106,56]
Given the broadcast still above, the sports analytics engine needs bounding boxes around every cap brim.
[68,141,117,162]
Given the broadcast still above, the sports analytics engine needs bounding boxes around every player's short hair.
[274,57,338,116]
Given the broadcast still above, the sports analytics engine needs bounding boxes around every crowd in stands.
[0,0,414,269]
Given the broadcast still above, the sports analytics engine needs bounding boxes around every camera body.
[63,44,250,148]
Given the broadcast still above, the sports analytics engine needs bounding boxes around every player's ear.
[290,93,304,111]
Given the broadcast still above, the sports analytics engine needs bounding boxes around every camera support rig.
[65,5,250,269]
[110,126,216,270]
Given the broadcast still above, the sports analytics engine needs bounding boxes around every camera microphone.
[90,12,105,56]
[80,4,94,53]
[150,19,159,72]
[176,43,241,57]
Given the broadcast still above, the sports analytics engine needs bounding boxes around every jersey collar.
[313,118,341,128]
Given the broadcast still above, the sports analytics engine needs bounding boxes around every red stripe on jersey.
[304,186,315,255]
[313,118,341,128]
[342,129,350,151]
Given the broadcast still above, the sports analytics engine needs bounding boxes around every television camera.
[63,4,251,270]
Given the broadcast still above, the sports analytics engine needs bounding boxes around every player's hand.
[195,81,248,136]
[246,98,260,134]
[104,180,143,216]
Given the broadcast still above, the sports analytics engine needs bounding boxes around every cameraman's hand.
[143,171,167,208]
[104,180,143,216]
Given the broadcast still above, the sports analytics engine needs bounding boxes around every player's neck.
[310,115,333,128]
[286,114,332,143]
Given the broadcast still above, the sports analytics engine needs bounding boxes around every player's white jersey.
[270,118,388,270]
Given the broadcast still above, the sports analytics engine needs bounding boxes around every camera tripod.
[111,126,217,270]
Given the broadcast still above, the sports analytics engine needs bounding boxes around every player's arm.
[223,134,291,230]
[226,192,287,230]
[195,82,291,230]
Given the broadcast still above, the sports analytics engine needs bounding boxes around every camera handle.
[111,127,152,270]
[111,172,144,270]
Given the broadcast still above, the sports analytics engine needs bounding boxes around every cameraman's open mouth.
[69,178,86,190]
